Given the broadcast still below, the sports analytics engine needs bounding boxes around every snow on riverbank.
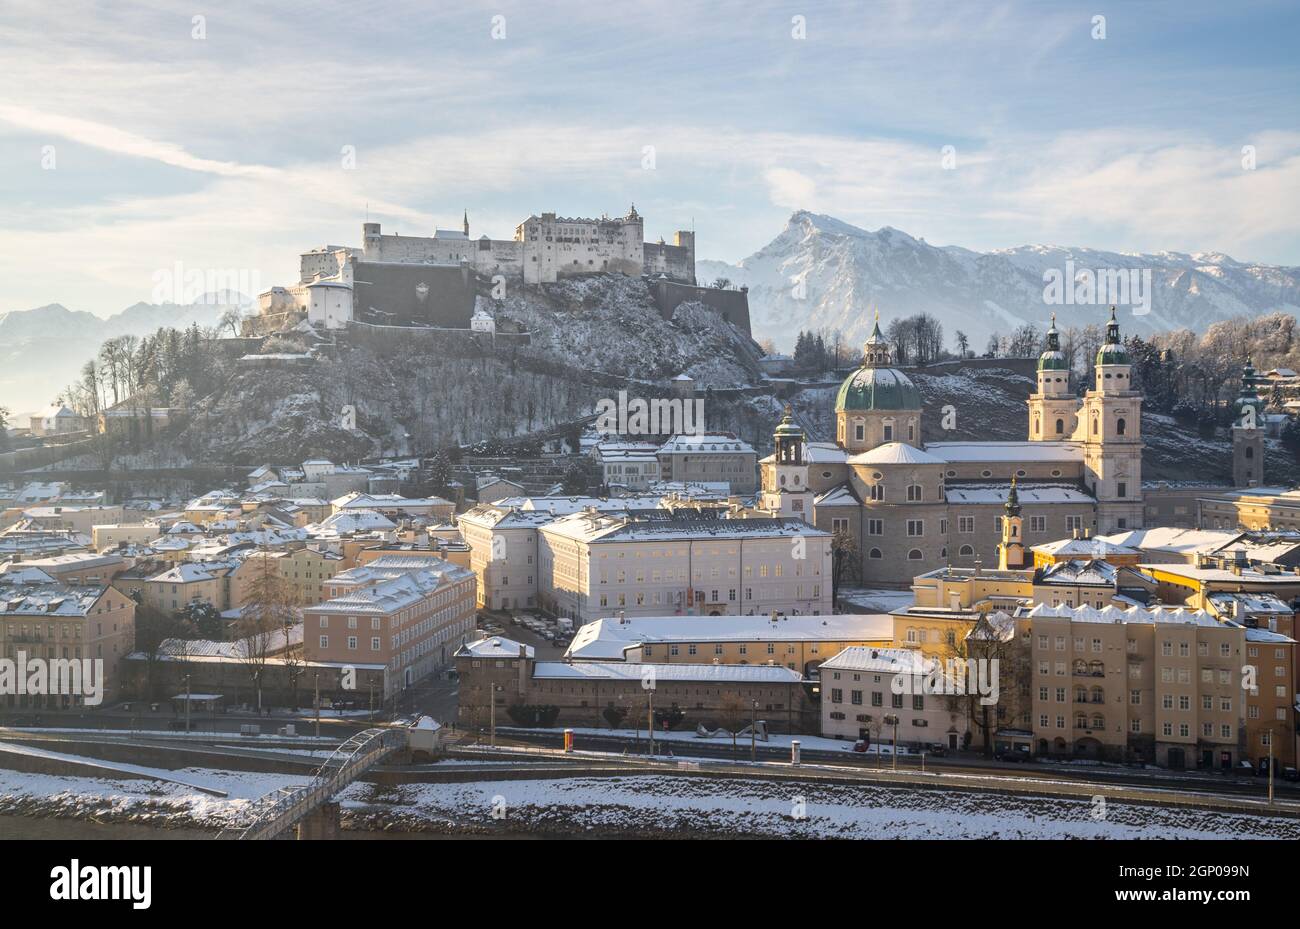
[1,766,1297,838]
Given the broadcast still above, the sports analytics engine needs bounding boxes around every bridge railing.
[221,727,406,840]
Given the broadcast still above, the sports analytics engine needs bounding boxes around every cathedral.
[759,309,1150,587]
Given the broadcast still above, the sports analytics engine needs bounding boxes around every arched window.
[959,544,974,557]
[1090,686,1104,704]
[1073,659,1087,675]
[1091,714,1105,730]
[907,549,923,561]
[869,548,883,560]
[1074,687,1087,703]
[870,484,885,502]
[1245,446,1254,459]
[1116,417,1126,435]
[1055,418,1064,434]
[907,484,922,502]
[1088,660,1104,677]
[1092,417,1099,435]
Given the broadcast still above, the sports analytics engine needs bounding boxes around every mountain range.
[0,297,246,416]
[698,212,1300,353]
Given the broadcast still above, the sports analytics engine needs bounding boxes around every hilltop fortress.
[256,206,745,334]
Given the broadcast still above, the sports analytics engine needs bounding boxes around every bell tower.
[762,405,813,518]
[1232,359,1265,488]
[1081,307,1144,533]
[1028,313,1079,441]
[998,476,1026,570]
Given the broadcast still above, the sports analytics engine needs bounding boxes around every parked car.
[926,743,947,757]
[1283,767,1299,782]
[995,749,1032,763]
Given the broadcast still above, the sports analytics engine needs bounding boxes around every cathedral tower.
[1081,307,1144,532]
[1232,359,1265,488]
[1027,313,1080,440]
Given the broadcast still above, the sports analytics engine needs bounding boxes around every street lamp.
[490,683,503,747]
[314,672,320,739]
[751,700,758,762]
[184,673,191,734]
[884,714,900,770]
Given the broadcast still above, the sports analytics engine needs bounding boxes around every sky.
[0,0,1297,317]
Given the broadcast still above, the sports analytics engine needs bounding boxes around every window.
[907,484,923,502]
[907,549,923,561]
[959,544,974,557]
[907,519,923,537]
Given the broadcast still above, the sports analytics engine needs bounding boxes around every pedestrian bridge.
[219,728,407,840]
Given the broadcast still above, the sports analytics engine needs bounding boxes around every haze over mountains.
[0,297,245,415]
[698,212,1300,353]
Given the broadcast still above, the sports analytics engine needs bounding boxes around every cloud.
[763,168,817,210]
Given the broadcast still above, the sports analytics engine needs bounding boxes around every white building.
[538,511,832,623]
[819,646,969,750]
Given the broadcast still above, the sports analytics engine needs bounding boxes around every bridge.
[219,728,407,840]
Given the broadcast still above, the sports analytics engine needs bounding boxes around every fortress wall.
[649,279,752,337]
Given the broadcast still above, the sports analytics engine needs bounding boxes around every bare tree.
[236,555,299,712]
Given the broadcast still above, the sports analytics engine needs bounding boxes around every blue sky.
[1,0,1297,316]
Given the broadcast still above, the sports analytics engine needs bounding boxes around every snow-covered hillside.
[699,211,1300,351]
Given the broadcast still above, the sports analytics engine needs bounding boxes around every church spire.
[463,209,469,237]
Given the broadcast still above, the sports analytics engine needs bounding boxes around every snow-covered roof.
[563,613,893,661]
[946,484,1093,505]
[455,636,534,659]
[1097,527,1241,555]
[814,484,859,507]
[923,441,1085,463]
[1033,537,1139,558]
[1026,602,1222,627]
[657,433,755,455]
[533,661,804,683]
[849,442,945,466]
[817,646,931,675]
[541,512,828,544]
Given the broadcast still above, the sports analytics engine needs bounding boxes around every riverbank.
[3,766,1300,839]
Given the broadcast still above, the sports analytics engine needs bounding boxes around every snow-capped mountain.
[0,295,249,415]
[698,212,1300,352]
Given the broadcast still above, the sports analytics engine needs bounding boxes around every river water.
[0,814,538,840]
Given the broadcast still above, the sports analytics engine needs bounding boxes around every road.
[488,726,1300,804]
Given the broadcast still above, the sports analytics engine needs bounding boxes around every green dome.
[774,405,803,436]
[835,366,921,412]
[1096,306,1129,366]
[1096,342,1130,366]
[1038,314,1069,370]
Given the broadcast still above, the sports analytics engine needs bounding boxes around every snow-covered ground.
[0,764,1295,838]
